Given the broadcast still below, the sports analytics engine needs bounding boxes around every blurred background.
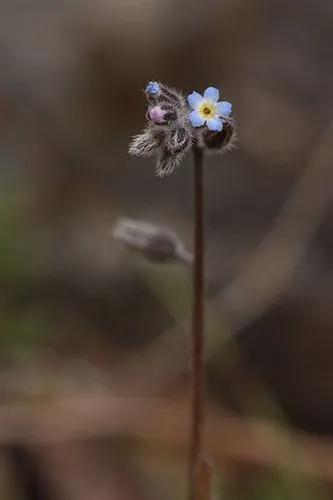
[1,0,333,498]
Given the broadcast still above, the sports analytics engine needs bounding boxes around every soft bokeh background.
[1,0,333,498]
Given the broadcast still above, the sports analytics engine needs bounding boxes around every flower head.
[129,81,236,177]
[146,81,160,95]
[187,87,232,132]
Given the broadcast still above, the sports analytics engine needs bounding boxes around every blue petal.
[203,87,219,103]
[206,117,223,132]
[189,110,205,127]
[216,101,232,117]
[146,81,160,95]
[187,91,203,109]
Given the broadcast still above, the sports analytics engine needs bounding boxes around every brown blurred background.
[0,0,333,498]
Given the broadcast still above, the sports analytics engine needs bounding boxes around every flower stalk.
[189,146,206,500]
[128,81,236,500]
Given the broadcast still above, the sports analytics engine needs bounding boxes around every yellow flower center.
[199,101,216,119]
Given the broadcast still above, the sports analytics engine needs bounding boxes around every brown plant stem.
[189,147,205,500]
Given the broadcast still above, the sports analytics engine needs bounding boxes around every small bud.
[128,128,158,158]
[196,117,237,153]
[149,106,167,124]
[146,81,160,96]
[112,218,192,265]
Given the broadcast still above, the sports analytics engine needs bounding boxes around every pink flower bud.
[149,106,167,124]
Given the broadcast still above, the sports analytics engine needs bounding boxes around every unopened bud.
[112,218,192,265]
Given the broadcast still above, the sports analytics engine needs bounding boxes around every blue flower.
[187,87,232,132]
[146,81,160,95]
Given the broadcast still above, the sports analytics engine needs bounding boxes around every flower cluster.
[129,82,193,177]
[129,82,236,177]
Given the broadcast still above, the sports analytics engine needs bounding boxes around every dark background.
[0,0,333,498]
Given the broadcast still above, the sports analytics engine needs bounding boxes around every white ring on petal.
[187,92,204,110]
[203,87,219,103]
[216,101,232,117]
[206,117,223,131]
[189,110,205,127]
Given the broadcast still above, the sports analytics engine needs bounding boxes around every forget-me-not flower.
[187,87,232,132]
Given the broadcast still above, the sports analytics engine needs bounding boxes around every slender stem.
[189,147,205,500]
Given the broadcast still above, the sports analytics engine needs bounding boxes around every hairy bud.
[112,218,192,265]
